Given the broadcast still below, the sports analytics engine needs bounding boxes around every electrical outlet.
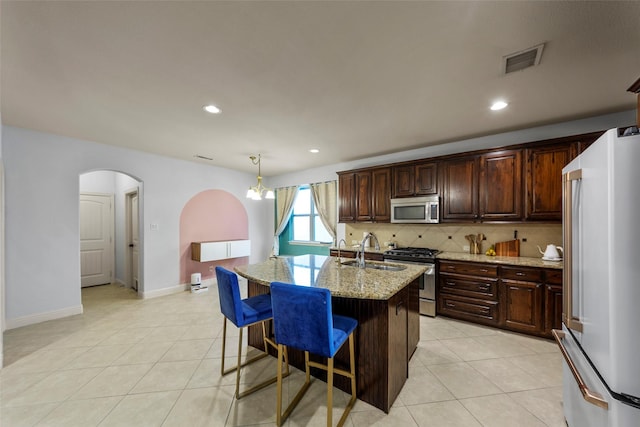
[463,245,470,251]
[351,240,359,245]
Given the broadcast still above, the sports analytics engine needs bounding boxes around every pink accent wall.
[179,190,249,284]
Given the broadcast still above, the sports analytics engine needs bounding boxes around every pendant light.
[246,154,274,200]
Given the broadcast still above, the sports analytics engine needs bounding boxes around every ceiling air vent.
[503,43,545,74]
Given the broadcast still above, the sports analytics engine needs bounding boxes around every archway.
[79,170,144,294]
[179,189,249,285]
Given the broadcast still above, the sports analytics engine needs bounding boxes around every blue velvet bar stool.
[270,282,357,427]
[215,266,288,399]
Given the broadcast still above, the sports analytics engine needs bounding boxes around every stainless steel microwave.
[390,195,440,223]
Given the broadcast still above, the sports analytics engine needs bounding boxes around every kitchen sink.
[340,260,407,271]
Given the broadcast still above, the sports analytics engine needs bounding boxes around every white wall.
[2,126,272,327]
[79,170,117,193]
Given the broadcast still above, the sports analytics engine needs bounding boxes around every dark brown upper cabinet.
[371,168,391,222]
[338,130,604,224]
[338,172,357,222]
[479,150,523,221]
[338,167,391,223]
[392,162,438,198]
[441,150,522,222]
[441,156,479,221]
[525,143,576,221]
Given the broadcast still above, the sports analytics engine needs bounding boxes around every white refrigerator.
[557,127,640,426]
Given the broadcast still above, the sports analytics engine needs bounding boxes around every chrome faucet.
[356,232,380,268]
[336,238,347,264]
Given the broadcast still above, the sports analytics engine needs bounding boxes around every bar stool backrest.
[270,282,336,358]
[215,266,245,327]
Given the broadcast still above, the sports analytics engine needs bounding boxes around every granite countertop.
[436,251,563,269]
[329,246,563,269]
[235,254,427,300]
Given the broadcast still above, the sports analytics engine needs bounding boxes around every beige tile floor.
[1,282,567,426]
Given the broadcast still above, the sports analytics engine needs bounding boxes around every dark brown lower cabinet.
[437,260,500,327]
[544,284,563,335]
[437,260,562,339]
[502,280,543,334]
[543,268,563,336]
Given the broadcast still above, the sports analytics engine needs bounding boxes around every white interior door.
[80,193,114,287]
[126,191,139,291]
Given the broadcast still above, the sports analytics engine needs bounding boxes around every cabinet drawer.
[439,274,498,300]
[544,269,563,285]
[438,261,497,277]
[438,294,500,326]
[501,266,543,282]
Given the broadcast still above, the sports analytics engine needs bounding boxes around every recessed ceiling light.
[490,101,508,111]
[203,104,221,114]
[309,149,320,153]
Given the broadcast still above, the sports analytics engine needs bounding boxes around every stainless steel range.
[383,247,439,317]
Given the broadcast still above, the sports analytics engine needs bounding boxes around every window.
[290,187,332,244]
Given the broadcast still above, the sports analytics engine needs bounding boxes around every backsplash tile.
[344,223,562,258]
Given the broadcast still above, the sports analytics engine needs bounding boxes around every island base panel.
[246,279,419,413]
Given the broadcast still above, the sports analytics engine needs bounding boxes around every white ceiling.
[2,1,639,176]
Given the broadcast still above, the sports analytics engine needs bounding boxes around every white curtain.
[272,186,299,256]
[310,180,337,245]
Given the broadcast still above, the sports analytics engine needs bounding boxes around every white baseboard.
[141,283,189,299]
[141,278,218,299]
[5,305,84,330]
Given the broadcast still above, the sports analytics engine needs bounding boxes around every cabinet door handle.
[516,272,525,276]
[396,300,404,315]
[478,284,490,291]
[446,281,456,287]
[480,269,488,272]
[446,302,456,308]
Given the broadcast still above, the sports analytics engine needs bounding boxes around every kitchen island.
[235,254,427,413]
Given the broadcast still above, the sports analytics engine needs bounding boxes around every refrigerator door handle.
[553,329,609,410]
[563,169,584,332]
